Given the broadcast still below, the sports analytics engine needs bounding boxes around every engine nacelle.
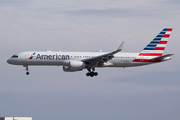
[63,61,86,72]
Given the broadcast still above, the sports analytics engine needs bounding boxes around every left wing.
[82,41,124,67]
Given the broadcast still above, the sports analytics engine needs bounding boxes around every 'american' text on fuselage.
[36,54,70,60]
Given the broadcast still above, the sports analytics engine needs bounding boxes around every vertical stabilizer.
[139,28,172,56]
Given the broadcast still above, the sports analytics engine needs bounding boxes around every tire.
[86,72,90,76]
[94,72,98,76]
[90,72,94,77]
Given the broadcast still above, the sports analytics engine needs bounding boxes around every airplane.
[7,28,174,77]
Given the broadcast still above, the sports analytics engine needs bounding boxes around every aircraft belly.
[110,59,135,67]
[23,60,68,66]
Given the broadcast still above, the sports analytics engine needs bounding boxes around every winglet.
[118,41,124,51]
[112,41,124,54]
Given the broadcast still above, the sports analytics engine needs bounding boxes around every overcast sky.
[0,0,180,120]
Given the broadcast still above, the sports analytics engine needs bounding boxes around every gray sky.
[0,0,180,120]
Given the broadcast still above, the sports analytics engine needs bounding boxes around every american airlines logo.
[29,52,36,59]
[36,54,70,60]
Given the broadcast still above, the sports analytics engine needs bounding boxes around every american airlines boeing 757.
[7,28,174,77]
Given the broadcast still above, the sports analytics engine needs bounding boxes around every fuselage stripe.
[138,53,162,56]
[132,59,161,62]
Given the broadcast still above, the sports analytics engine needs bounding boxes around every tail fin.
[139,28,172,56]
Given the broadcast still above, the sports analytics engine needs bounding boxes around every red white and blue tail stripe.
[133,28,172,62]
[140,28,172,56]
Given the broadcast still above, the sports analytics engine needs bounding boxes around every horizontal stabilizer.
[150,54,174,61]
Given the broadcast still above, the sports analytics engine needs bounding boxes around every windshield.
[11,55,18,58]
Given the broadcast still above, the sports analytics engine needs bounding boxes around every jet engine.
[63,61,86,72]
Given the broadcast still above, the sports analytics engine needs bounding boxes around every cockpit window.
[11,55,18,58]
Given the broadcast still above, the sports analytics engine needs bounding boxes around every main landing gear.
[86,72,98,77]
[86,68,98,77]
[24,65,29,75]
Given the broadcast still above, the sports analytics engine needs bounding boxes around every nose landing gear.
[24,65,30,75]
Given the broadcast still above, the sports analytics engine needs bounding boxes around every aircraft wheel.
[26,72,29,75]
[86,72,90,76]
[90,72,94,77]
[94,72,98,76]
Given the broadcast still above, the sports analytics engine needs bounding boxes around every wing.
[82,41,124,68]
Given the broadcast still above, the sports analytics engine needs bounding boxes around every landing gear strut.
[86,68,98,77]
[24,65,29,75]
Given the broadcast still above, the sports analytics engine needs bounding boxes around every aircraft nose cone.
[7,59,11,64]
